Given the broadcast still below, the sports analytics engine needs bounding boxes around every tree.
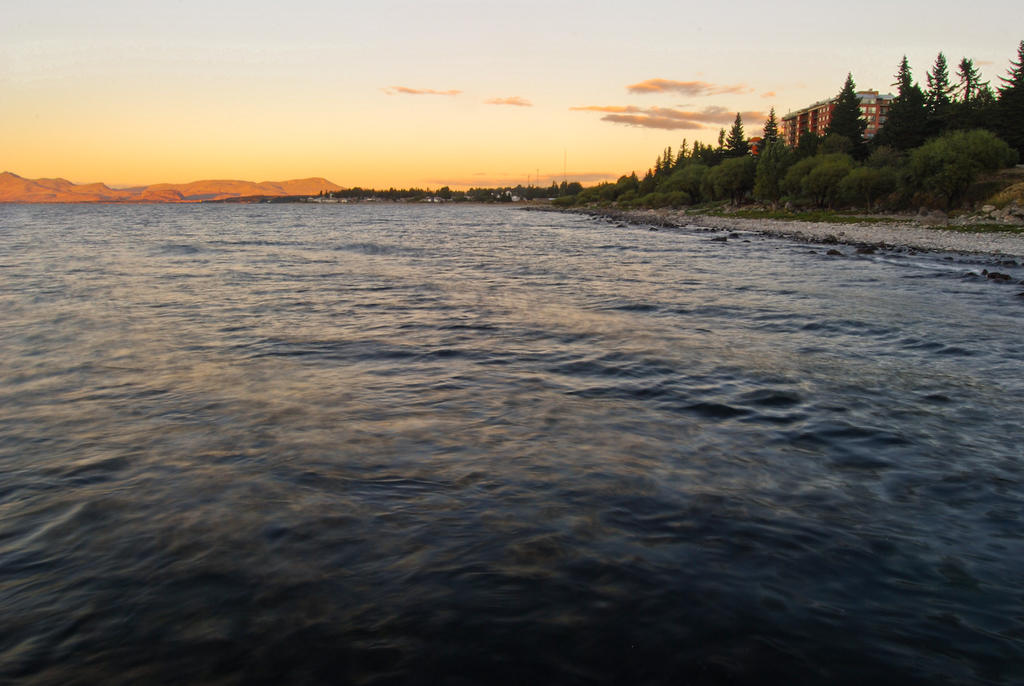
[762,107,779,144]
[909,129,1017,209]
[781,154,853,208]
[692,140,721,167]
[826,73,867,159]
[674,140,689,169]
[638,169,657,196]
[753,140,793,208]
[725,113,749,157]
[672,164,708,202]
[839,166,899,212]
[957,57,988,103]
[706,156,756,204]
[795,131,822,159]
[801,155,854,208]
[820,133,853,155]
[926,52,955,107]
[997,40,1024,158]
[949,57,996,130]
[655,147,674,178]
[873,56,928,151]
[925,52,955,135]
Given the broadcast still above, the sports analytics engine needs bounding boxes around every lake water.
[1,203,1022,685]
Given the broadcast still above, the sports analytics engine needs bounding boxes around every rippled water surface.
[1,203,1023,685]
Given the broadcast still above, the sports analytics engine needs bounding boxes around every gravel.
[576,208,1024,260]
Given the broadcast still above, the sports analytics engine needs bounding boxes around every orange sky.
[2,1,1020,189]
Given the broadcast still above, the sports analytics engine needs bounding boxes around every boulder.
[921,210,949,226]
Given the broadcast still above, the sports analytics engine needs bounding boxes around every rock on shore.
[570,208,1024,260]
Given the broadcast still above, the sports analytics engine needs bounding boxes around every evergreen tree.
[956,57,988,102]
[655,147,673,177]
[795,131,821,159]
[674,140,689,168]
[762,107,779,144]
[825,73,867,159]
[997,40,1024,158]
[717,128,726,150]
[926,52,955,105]
[925,52,955,134]
[952,57,995,130]
[725,113,749,157]
[873,56,928,151]
[638,169,656,196]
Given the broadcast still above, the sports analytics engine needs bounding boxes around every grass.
[918,224,1024,235]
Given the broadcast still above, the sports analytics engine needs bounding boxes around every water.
[1,203,1022,685]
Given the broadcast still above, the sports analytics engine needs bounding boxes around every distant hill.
[0,172,343,203]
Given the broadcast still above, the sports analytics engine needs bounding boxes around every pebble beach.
[563,208,1024,261]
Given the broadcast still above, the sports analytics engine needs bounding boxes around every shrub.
[839,166,899,211]
[909,129,1017,209]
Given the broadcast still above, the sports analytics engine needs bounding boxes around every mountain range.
[0,172,343,203]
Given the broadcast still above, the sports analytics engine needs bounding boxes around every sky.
[2,1,1021,189]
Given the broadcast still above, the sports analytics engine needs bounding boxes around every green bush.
[909,129,1017,209]
[637,191,690,208]
[781,153,853,208]
[839,166,899,211]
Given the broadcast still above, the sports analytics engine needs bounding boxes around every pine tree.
[725,113,749,157]
[873,56,928,151]
[926,52,955,106]
[957,57,988,102]
[762,107,779,144]
[997,40,1024,158]
[655,147,673,177]
[925,52,955,135]
[638,169,656,196]
[825,73,867,159]
[674,140,689,168]
[951,57,996,130]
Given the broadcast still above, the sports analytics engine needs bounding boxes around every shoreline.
[545,207,1024,262]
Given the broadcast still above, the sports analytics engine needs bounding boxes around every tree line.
[554,41,1024,212]
[318,180,585,203]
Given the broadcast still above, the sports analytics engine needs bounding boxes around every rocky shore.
[558,207,1024,261]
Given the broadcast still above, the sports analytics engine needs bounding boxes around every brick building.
[780,90,894,146]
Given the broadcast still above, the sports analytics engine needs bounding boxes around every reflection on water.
[1,203,1022,685]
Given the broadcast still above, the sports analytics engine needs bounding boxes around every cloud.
[601,115,705,130]
[571,105,765,130]
[484,96,533,107]
[761,91,777,98]
[383,86,461,96]
[626,79,753,96]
